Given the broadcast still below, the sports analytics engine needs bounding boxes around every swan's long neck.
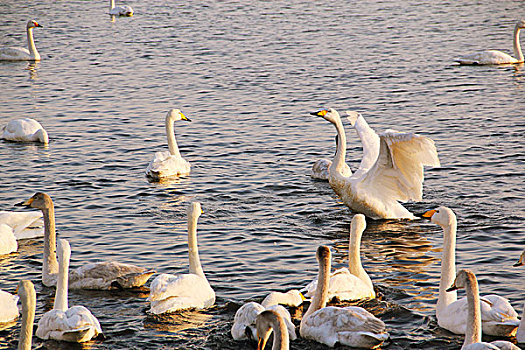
[463,273,482,348]
[54,240,70,311]
[437,219,457,316]
[331,117,351,176]
[18,281,36,350]
[26,27,39,60]
[166,116,181,158]
[188,213,205,280]
[269,312,289,350]
[516,302,525,342]
[513,25,524,63]
[301,251,329,331]
[110,0,115,10]
[348,225,373,290]
[42,206,59,287]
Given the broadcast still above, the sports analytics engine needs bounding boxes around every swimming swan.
[311,108,440,219]
[1,118,48,144]
[16,280,36,350]
[423,207,519,336]
[0,210,43,239]
[256,309,289,350]
[18,192,155,289]
[109,0,134,16]
[148,202,215,314]
[36,239,102,342]
[456,20,525,65]
[146,109,191,181]
[0,224,17,255]
[447,270,521,350]
[299,246,389,348]
[0,287,19,324]
[231,289,304,341]
[513,250,525,343]
[0,20,42,61]
[302,214,375,301]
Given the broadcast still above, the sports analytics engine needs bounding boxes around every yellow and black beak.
[34,22,43,28]
[445,281,457,292]
[300,292,306,301]
[180,113,191,122]
[15,196,34,207]
[310,110,328,117]
[421,209,436,219]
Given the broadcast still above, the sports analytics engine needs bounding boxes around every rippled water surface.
[1,1,524,349]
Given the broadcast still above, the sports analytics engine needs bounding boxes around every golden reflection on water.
[144,310,213,335]
[25,62,39,80]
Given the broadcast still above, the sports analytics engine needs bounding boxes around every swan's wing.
[69,261,154,289]
[36,306,102,342]
[146,151,191,178]
[0,47,31,61]
[231,302,265,340]
[0,224,17,255]
[358,130,440,202]
[456,50,517,65]
[302,268,373,301]
[0,211,43,239]
[0,290,19,323]
[489,340,522,350]
[481,295,519,322]
[346,112,380,177]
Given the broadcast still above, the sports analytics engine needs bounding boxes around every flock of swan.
[0,6,524,350]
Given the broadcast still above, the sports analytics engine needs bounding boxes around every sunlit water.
[0,0,524,349]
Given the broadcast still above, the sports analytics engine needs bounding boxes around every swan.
[146,109,192,181]
[423,207,519,336]
[0,224,17,255]
[311,135,351,180]
[0,210,43,239]
[299,245,389,348]
[148,202,215,314]
[1,118,48,144]
[302,214,375,301]
[16,280,36,350]
[513,249,525,343]
[0,20,42,61]
[17,192,155,289]
[231,289,304,341]
[109,0,134,16]
[447,270,521,350]
[0,288,18,324]
[256,309,289,350]
[36,239,102,342]
[456,20,525,65]
[311,108,440,219]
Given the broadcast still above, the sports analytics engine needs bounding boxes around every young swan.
[146,109,192,181]
[1,118,48,144]
[17,280,36,350]
[447,270,520,350]
[423,207,519,336]
[256,309,289,350]
[0,20,42,61]
[513,250,525,343]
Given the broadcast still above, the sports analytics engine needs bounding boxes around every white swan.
[109,0,134,16]
[513,250,525,343]
[0,288,19,324]
[36,239,102,342]
[456,20,525,65]
[146,109,192,181]
[148,202,215,314]
[299,245,389,348]
[0,210,43,239]
[311,135,351,180]
[302,214,375,301]
[423,207,519,336]
[447,270,521,350]
[18,192,155,289]
[0,224,17,255]
[0,20,42,61]
[311,108,440,219]
[256,309,289,350]
[1,118,48,144]
[231,290,304,341]
[16,280,36,350]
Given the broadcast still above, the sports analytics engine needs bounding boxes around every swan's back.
[36,306,102,342]
[0,224,17,255]
[68,261,155,290]
[303,268,375,302]
[456,50,518,65]
[0,47,32,61]
[0,289,19,323]
[0,211,43,239]
[2,118,48,143]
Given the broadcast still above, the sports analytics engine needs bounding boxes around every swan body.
[456,20,525,65]
[0,224,17,255]
[36,239,102,342]
[0,289,19,324]
[513,250,525,343]
[148,202,215,314]
[447,270,520,350]
[300,246,389,348]
[311,135,351,180]
[146,109,191,181]
[303,214,375,301]
[0,211,43,239]
[109,0,133,16]
[311,108,440,219]
[0,20,42,61]
[18,192,154,289]
[256,309,289,350]
[423,207,519,336]
[1,118,48,144]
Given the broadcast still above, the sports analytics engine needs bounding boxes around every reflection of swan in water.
[144,309,213,334]
[256,309,289,350]
[0,210,43,239]
[513,250,525,343]
[0,20,42,61]
[109,0,134,16]
[1,118,48,144]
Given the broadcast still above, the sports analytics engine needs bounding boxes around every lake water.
[0,0,524,349]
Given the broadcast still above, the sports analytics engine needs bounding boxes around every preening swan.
[0,288,19,324]
[148,202,215,314]
[311,135,351,180]
[456,20,525,65]
[446,270,520,350]
[423,207,519,336]
[231,290,304,341]
[1,118,48,144]
[0,224,17,255]
[302,214,375,301]
[17,192,155,289]
[513,249,525,343]
[36,239,102,342]
[16,280,36,350]
[0,210,43,239]
[146,109,191,181]
[311,108,440,219]
[256,309,289,350]
[109,0,134,16]
[0,20,42,61]
[299,246,389,348]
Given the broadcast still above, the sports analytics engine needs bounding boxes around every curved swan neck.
[513,25,524,63]
[463,273,482,347]
[42,205,59,286]
[26,27,39,60]
[110,0,115,10]
[348,223,373,290]
[36,129,49,144]
[517,302,525,342]
[269,313,289,350]
[437,219,457,314]
[187,213,205,279]
[332,117,350,175]
[54,240,70,311]
[166,116,181,158]
[18,281,36,350]
[302,251,330,323]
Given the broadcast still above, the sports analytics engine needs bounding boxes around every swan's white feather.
[68,261,155,290]
[0,290,19,323]
[0,47,32,61]
[146,151,191,179]
[311,158,332,180]
[456,50,519,65]
[109,5,134,16]
[0,224,17,255]
[345,111,381,178]
[0,211,43,239]
[1,118,48,144]
[36,306,102,342]
[303,268,375,302]
[260,290,304,308]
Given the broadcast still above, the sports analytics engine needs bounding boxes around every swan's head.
[422,206,457,228]
[316,245,331,265]
[57,238,71,263]
[166,109,191,122]
[17,280,35,307]
[345,111,361,127]
[310,108,341,124]
[27,20,42,29]
[187,202,203,220]
[350,214,367,234]
[513,250,525,267]
[516,20,525,29]
[256,310,280,350]
[446,269,476,293]
[17,192,53,211]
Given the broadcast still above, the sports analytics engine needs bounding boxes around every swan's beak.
[299,292,306,301]
[310,110,328,117]
[421,209,436,219]
[15,197,34,207]
[180,113,191,122]
[445,282,458,292]
[36,23,43,28]
[513,260,524,267]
